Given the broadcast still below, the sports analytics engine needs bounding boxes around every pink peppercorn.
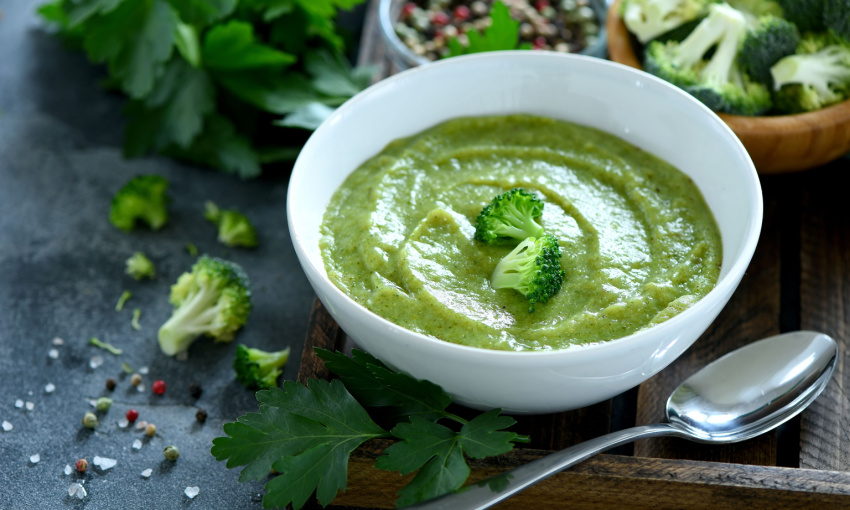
[533,36,547,49]
[126,409,139,422]
[453,5,471,21]
[431,11,450,26]
[75,459,88,473]
[401,2,417,18]
[152,380,166,395]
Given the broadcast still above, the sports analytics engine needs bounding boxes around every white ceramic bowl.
[288,51,763,414]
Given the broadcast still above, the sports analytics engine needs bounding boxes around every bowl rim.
[288,51,764,363]
[377,0,610,68]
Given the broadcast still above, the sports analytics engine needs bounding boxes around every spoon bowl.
[410,331,838,509]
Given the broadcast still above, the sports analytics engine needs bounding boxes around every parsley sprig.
[447,1,532,57]
[212,348,527,509]
[37,0,373,178]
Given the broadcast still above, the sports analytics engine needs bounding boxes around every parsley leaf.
[317,348,452,422]
[165,114,262,178]
[375,410,518,507]
[274,102,336,130]
[211,379,388,509]
[202,20,296,70]
[447,1,531,57]
[166,0,236,27]
[82,0,178,98]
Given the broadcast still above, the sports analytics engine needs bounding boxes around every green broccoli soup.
[319,114,722,351]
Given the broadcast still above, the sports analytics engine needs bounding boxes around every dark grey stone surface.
[0,2,316,508]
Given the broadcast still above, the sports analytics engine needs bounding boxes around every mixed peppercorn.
[393,0,601,61]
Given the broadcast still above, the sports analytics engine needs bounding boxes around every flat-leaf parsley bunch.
[38,0,373,178]
[211,348,528,509]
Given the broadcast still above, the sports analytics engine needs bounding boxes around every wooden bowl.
[606,0,850,173]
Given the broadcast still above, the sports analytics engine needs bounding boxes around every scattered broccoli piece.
[185,242,198,256]
[823,0,850,43]
[738,15,799,85]
[621,0,717,44]
[775,0,825,33]
[771,34,850,113]
[233,344,291,390]
[491,234,565,312]
[90,337,123,355]
[131,308,142,331]
[125,252,155,280]
[157,255,252,357]
[644,3,772,115]
[109,175,170,231]
[115,290,132,312]
[474,189,545,245]
[204,201,258,248]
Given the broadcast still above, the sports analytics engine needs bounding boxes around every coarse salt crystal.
[138,366,149,375]
[68,483,86,500]
[118,418,129,428]
[136,384,145,393]
[30,454,40,464]
[14,399,23,409]
[52,337,64,346]
[25,402,34,411]
[135,420,148,430]
[184,487,200,499]
[93,456,117,471]
[44,383,55,394]
[48,348,60,360]
[2,420,12,432]
[140,468,153,478]
[89,355,104,369]
[64,464,73,475]
[132,439,142,450]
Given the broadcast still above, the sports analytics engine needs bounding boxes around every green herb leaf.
[82,0,178,98]
[66,0,123,27]
[447,1,530,57]
[202,20,296,71]
[304,49,372,98]
[166,0,237,26]
[166,114,262,178]
[376,417,471,507]
[317,348,452,422]
[274,102,335,130]
[211,379,388,510]
[215,71,324,114]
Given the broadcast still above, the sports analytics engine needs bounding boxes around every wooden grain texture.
[799,161,850,471]
[330,442,850,510]
[632,181,782,464]
[297,297,345,384]
[605,0,850,174]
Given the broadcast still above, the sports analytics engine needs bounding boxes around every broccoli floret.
[644,3,772,115]
[824,0,850,43]
[491,234,565,312]
[109,175,170,231]
[738,16,799,85]
[771,34,850,114]
[233,344,291,390]
[622,0,717,44]
[125,252,155,280]
[115,290,132,312]
[204,201,258,248]
[474,189,545,244]
[775,0,825,33]
[158,255,252,357]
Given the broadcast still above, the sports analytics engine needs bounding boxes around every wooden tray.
[296,2,850,507]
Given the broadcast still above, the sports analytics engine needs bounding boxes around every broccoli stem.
[674,3,746,83]
[771,48,850,94]
[158,284,223,355]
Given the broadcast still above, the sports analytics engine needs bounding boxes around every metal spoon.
[409,330,838,510]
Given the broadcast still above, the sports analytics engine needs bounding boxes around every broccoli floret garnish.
[125,252,155,280]
[115,290,132,312]
[204,201,258,248]
[770,34,850,113]
[622,0,717,44]
[738,15,799,85]
[233,344,291,390]
[491,234,565,312]
[644,2,772,115]
[474,189,545,244]
[157,255,252,357]
[775,0,825,33]
[109,175,170,232]
[824,0,850,45]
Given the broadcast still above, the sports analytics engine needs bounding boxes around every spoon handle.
[407,422,686,510]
